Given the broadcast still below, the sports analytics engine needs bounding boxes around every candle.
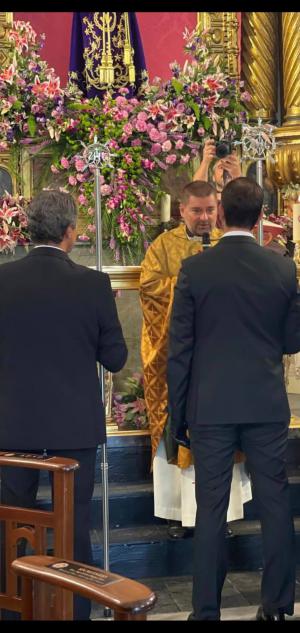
[160,193,171,223]
[293,203,300,241]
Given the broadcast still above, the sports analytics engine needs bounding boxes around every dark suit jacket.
[167,235,300,431]
[0,247,127,449]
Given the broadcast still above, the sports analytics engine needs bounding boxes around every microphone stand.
[83,137,115,617]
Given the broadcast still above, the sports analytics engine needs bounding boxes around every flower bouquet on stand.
[0,191,29,254]
[112,373,148,431]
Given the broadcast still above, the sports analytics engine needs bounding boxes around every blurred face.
[213,160,224,187]
[180,194,218,236]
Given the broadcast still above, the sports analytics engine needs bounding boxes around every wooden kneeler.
[0,452,79,617]
[12,555,157,620]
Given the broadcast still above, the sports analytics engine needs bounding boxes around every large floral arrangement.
[0,191,29,253]
[0,21,81,148]
[0,21,249,262]
[143,27,250,143]
[112,373,148,431]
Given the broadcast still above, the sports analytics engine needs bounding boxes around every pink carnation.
[68,176,77,186]
[175,139,184,150]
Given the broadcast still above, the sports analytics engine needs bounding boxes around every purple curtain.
[69,12,147,98]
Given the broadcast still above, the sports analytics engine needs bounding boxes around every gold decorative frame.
[0,12,13,68]
[197,12,239,79]
[0,151,18,195]
[101,266,149,436]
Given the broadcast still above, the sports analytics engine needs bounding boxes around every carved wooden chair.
[0,452,79,617]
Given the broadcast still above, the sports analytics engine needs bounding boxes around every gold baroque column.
[197,12,239,79]
[241,12,277,122]
[0,13,13,67]
[282,12,300,125]
[267,13,300,187]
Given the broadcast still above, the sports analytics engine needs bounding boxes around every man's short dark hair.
[180,181,217,204]
[221,177,264,229]
[27,189,78,244]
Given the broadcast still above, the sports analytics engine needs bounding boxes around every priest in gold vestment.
[140,181,252,530]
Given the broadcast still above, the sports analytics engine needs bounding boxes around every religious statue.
[69,12,147,98]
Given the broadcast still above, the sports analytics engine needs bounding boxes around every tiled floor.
[92,570,300,620]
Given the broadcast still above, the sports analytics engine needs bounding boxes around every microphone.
[202,232,211,249]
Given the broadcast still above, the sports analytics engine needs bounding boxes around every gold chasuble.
[140,224,223,469]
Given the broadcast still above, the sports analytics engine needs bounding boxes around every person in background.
[140,180,251,540]
[193,138,242,200]
[0,189,127,620]
[168,177,298,621]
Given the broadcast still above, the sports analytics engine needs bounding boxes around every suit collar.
[219,235,258,245]
[26,246,70,261]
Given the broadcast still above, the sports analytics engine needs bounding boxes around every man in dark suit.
[167,177,300,621]
[0,189,128,620]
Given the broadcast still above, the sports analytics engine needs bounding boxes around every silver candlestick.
[82,137,116,599]
[241,118,276,245]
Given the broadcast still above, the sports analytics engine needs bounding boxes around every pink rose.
[60,157,69,169]
[136,119,148,132]
[162,140,172,152]
[78,194,87,205]
[166,154,177,165]
[175,139,184,150]
[75,158,86,172]
[149,127,161,142]
[137,111,148,121]
[115,96,128,107]
[101,184,112,196]
[123,123,133,136]
[68,176,77,186]
[150,143,162,156]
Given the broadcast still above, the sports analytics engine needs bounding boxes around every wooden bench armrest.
[12,555,157,616]
[0,452,79,472]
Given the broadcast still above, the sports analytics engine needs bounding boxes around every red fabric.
[15,12,197,85]
[15,12,242,83]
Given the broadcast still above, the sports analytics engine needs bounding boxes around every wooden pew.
[0,452,79,617]
[12,555,157,620]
